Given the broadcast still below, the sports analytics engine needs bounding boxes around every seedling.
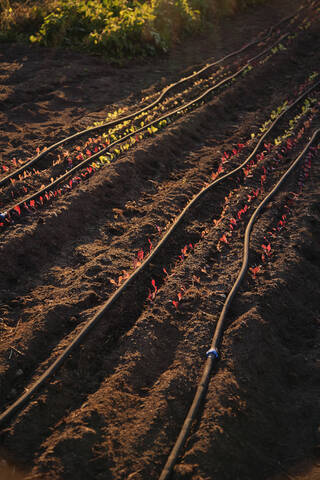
[249,266,261,279]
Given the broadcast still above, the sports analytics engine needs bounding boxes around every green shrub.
[0,0,269,59]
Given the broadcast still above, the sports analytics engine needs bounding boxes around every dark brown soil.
[0,0,319,479]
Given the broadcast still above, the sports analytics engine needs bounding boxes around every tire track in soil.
[0,2,319,480]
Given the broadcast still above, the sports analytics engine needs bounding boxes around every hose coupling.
[206,348,219,360]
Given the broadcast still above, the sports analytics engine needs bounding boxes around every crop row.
[0,22,317,229]
[127,87,320,310]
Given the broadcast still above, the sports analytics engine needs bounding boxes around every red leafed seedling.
[148,279,158,301]
[220,233,229,244]
[249,266,261,279]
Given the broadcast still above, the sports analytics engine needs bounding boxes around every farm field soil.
[0,0,319,479]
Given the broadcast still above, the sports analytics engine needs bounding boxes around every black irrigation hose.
[0,80,318,428]
[0,2,306,190]
[5,33,290,217]
[159,128,320,480]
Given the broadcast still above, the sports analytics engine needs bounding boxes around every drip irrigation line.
[5,33,290,217]
[158,128,320,480]
[0,2,307,190]
[0,80,318,428]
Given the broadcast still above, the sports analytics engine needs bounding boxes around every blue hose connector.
[206,348,219,360]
